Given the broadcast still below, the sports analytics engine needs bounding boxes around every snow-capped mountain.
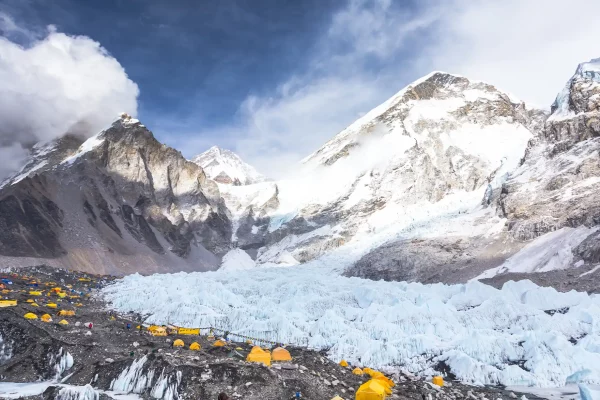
[192,146,265,185]
[3,61,600,289]
[226,72,547,278]
[0,115,231,275]
[221,66,600,289]
[477,58,600,288]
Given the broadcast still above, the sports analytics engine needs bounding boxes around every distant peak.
[192,146,265,185]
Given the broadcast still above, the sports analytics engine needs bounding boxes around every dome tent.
[246,346,271,366]
[272,347,292,362]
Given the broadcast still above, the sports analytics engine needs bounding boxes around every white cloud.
[0,13,139,179]
[426,0,600,108]
[190,0,435,178]
[186,0,599,177]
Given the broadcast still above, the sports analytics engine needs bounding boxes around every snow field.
[103,269,600,388]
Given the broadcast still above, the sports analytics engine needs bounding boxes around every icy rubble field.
[103,267,600,388]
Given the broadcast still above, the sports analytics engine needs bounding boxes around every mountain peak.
[192,146,264,185]
[550,57,600,119]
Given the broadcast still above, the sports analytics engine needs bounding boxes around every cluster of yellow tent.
[23,312,70,326]
[337,361,396,400]
[0,299,17,307]
[355,369,395,400]
[245,346,292,367]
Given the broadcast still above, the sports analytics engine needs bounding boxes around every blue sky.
[1,0,599,176]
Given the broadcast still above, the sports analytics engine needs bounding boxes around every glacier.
[103,266,600,388]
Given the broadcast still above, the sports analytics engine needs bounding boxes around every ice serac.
[239,72,547,281]
[0,115,232,275]
[192,146,265,185]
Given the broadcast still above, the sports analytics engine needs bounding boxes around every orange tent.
[272,347,292,362]
[246,346,271,366]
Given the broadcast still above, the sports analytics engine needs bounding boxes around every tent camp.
[58,310,76,316]
[173,339,185,347]
[213,340,226,347]
[339,359,348,367]
[356,380,387,400]
[246,346,271,366]
[272,347,292,362]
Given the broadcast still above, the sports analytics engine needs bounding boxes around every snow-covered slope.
[192,146,265,185]
[104,267,600,387]
[228,72,546,282]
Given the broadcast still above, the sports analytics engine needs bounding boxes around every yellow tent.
[0,300,17,307]
[355,380,387,400]
[189,342,201,350]
[272,347,292,362]
[58,292,67,298]
[46,303,58,309]
[371,372,395,388]
[58,310,76,316]
[173,339,185,347]
[363,367,373,374]
[26,299,34,303]
[41,314,53,322]
[29,291,42,296]
[246,339,253,345]
[246,346,271,366]
[150,327,167,337]
[31,303,39,307]
[432,376,444,387]
[331,396,344,400]
[339,359,349,367]
[352,367,364,375]
[59,319,69,325]
[24,313,37,320]
[213,340,226,347]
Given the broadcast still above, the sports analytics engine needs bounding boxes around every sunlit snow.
[103,267,600,388]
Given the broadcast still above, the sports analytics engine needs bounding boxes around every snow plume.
[104,269,600,387]
[0,13,139,180]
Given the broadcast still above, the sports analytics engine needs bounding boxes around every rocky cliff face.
[0,116,232,275]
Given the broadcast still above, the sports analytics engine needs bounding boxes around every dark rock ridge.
[0,117,232,275]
